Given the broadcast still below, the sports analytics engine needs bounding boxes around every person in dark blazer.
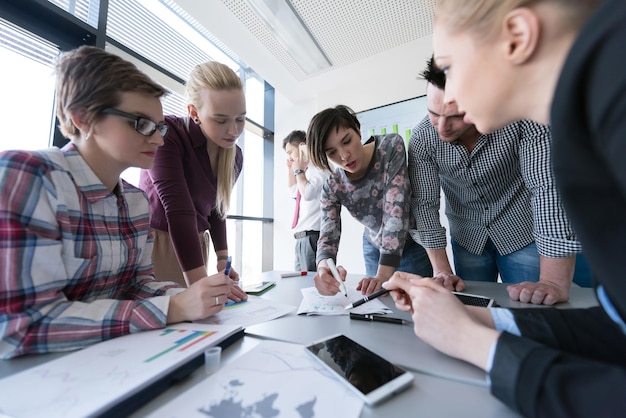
[384,0,626,416]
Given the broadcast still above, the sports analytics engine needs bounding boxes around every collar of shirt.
[61,143,124,204]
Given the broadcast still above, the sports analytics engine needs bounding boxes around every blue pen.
[224,256,232,277]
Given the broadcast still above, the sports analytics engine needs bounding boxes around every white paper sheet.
[146,340,363,418]
[195,295,296,327]
[297,286,392,315]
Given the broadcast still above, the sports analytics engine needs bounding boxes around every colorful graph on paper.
[144,328,217,362]
[0,323,241,418]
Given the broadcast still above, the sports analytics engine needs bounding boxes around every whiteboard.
[357,96,427,144]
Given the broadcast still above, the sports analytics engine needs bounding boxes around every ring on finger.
[215,296,219,306]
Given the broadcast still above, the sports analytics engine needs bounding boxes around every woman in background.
[140,62,246,303]
[384,1,626,416]
[306,105,432,296]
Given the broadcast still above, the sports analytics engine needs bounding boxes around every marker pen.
[280,271,308,278]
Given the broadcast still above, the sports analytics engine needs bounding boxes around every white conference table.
[0,271,598,418]
[136,271,598,418]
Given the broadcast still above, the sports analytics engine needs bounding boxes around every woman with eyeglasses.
[0,46,237,358]
[383,0,626,416]
[139,62,247,303]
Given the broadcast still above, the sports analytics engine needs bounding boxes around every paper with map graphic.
[146,340,363,418]
[297,286,393,315]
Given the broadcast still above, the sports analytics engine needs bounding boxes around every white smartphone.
[304,334,413,406]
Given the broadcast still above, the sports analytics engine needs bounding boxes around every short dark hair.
[420,55,446,90]
[306,105,360,172]
[282,130,306,150]
[55,46,167,141]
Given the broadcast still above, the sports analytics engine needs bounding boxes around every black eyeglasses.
[101,108,169,138]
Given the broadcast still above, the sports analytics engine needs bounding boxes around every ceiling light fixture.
[245,0,332,75]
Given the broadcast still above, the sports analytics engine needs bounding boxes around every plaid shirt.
[0,144,182,358]
[408,118,581,257]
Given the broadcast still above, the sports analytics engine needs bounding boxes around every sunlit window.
[3,0,275,274]
[244,73,265,127]
[47,0,99,27]
[107,0,239,82]
[241,130,265,218]
[0,18,58,152]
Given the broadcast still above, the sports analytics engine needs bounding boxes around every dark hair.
[55,46,167,141]
[282,130,306,150]
[306,105,360,172]
[420,55,446,90]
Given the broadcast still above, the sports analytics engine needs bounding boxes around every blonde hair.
[186,61,243,218]
[435,0,601,39]
[55,46,166,141]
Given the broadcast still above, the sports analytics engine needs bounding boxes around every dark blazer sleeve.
[490,307,626,418]
[490,1,626,416]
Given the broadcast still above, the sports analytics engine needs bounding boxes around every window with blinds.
[0,18,58,151]
[47,0,99,27]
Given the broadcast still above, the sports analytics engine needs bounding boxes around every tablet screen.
[305,335,408,395]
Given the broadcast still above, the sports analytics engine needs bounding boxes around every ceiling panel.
[221,0,435,80]
[175,0,435,105]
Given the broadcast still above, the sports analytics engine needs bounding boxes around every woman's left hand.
[228,279,248,302]
[356,276,385,295]
[216,260,247,302]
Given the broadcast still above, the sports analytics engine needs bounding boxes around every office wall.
[272,36,435,273]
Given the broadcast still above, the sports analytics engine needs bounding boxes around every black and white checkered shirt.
[408,117,581,257]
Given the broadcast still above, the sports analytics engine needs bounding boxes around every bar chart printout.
[0,323,242,418]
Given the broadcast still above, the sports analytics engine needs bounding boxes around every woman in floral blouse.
[306,105,432,296]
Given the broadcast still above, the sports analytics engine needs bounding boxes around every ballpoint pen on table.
[326,258,348,297]
[344,288,390,309]
[349,313,409,325]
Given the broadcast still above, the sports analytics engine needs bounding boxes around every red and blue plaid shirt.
[0,144,182,358]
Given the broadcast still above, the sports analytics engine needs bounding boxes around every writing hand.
[228,280,248,302]
[167,272,231,323]
[314,264,347,296]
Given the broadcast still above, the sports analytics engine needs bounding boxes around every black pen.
[344,288,389,310]
[349,313,408,325]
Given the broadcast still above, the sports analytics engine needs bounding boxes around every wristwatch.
[294,168,305,177]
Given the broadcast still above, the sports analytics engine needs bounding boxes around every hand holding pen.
[345,287,389,309]
[224,256,232,277]
[217,255,239,282]
[224,257,248,303]
[326,259,348,297]
[313,258,348,297]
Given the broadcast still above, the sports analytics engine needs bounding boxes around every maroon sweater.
[139,115,243,271]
